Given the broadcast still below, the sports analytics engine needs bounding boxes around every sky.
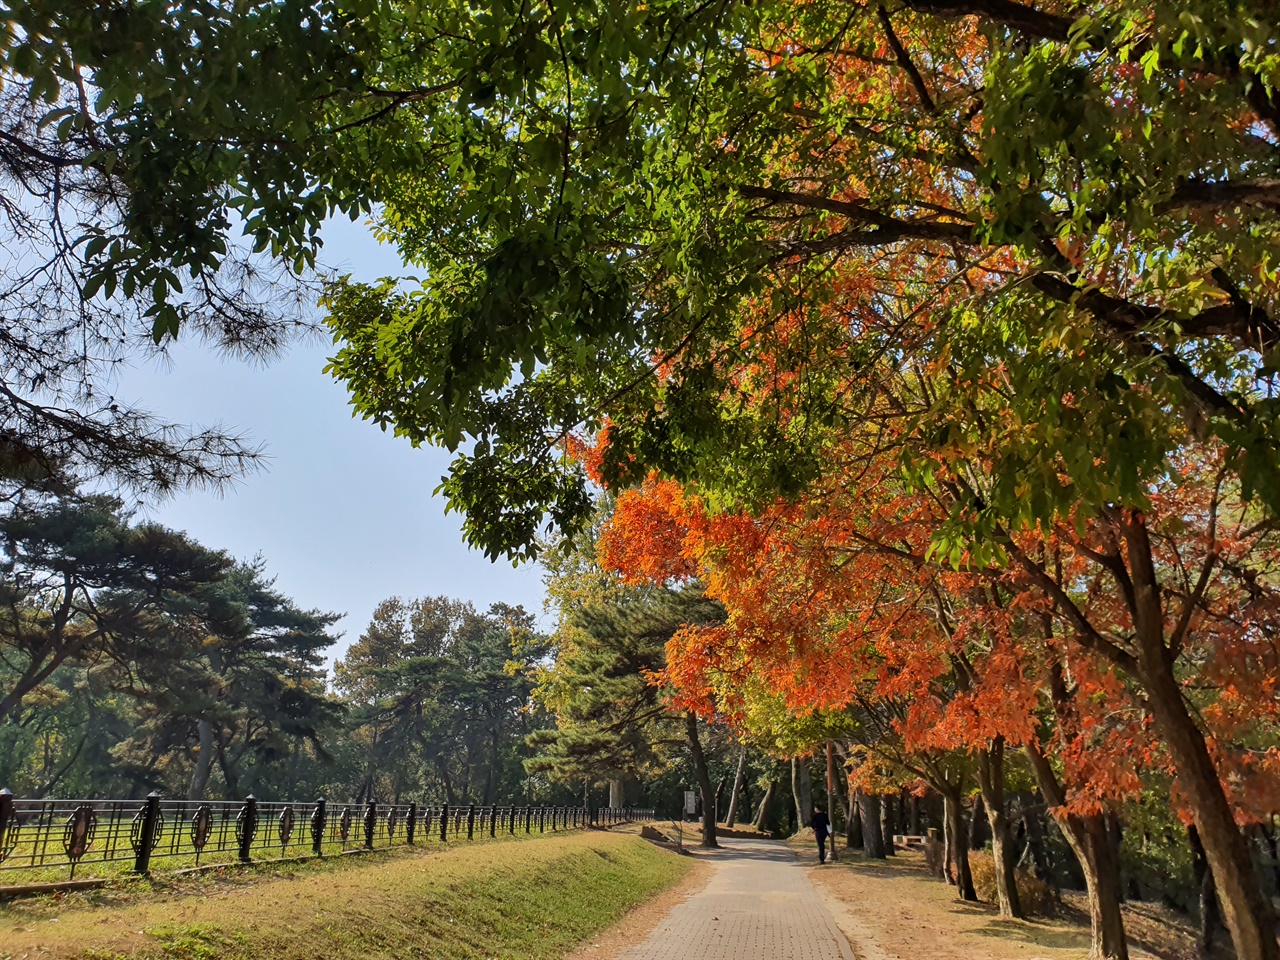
[111,216,547,662]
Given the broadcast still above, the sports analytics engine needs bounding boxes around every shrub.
[969,851,1058,917]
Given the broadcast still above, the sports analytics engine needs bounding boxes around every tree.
[106,560,343,800]
[0,493,230,724]
[334,595,548,804]
[323,0,1280,567]
[531,575,727,846]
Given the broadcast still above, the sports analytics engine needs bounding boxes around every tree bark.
[860,792,886,859]
[1025,742,1128,960]
[943,792,955,884]
[882,793,897,855]
[609,779,623,810]
[686,713,718,848]
[188,718,215,801]
[792,755,814,834]
[1190,825,1222,957]
[754,780,775,832]
[979,742,1025,919]
[909,793,921,835]
[945,791,978,900]
[724,744,748,826]
[969,793,987,850]
[1121,513,1278,960]
[848,788,863,849]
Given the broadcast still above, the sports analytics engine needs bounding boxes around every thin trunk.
[792,755,813,833]
[725,745,748,827]
[216,739,240,800]
[188,719,215,801]
[1016,790,1052,884]
[485,725,500,805]
[909,794,921,835]
[686,713,718,848]
[847,788,863,849]
[1190,826,1222,957]
[753,780,775,832]
[969,794,987,850]
[943,793,955,884]
[437,757,456,805]
[946,791,978,901]
[979,742,1025,919]
[860,792,886,859]
[882,795,897,855]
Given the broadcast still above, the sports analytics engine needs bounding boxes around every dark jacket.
[811,811,830,836]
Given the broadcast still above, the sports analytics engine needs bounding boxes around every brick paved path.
[621,838,856,960]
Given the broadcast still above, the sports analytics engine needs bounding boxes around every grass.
[0,816,581,888]
[0,830,689,960]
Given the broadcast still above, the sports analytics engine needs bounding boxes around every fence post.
[0,790,12,851]
[440,803,449,842]
[311,798,326,855]
[237,795,258,863]
[525,806,532,833]
[509,806,516,834]
[467,803,475,840]
[363,798,377,850]
[406,802,417,845]
[132,792,162,875]
[489,806,497,838]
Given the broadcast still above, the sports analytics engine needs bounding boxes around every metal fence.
[0,789,654,886]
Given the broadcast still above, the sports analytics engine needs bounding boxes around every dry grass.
[0,831,689,960]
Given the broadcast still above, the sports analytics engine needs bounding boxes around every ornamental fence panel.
[0,789,653,888]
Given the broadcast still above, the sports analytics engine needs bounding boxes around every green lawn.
[0,830,688,960]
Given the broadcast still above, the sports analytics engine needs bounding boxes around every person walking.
[811,804,831,864]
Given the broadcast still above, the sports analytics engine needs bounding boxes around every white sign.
[684,790,697,815]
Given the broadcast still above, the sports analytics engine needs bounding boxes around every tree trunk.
[216,738,241,800]
[882,794,897,855]
[609,779,623,809]
[792,755,813,834]
[1121,514,1278,960]
[909,794,921,835]
[1143,668,1278,960]
[437,757,456,805]
[847,788,863,849]
[943,793,956,884]
[754,780,775,832]
[946,791,978,901]
[979,742,1025,919]
[860,792,886,859]
[188,719,215,801]
[1190,826,1222,957]
[1016,790,1052,884]
[686,713,718,848]
[1025,742,1128,960]
[725,744,748,826]
[969,793,987,850]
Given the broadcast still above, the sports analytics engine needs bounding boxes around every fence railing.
[0,788,654,886]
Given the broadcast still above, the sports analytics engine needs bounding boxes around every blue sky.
[112,216,547,662]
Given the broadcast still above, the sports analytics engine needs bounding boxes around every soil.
[809,845,1221,960]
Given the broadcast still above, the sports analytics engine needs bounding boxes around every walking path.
[620,838,856,960]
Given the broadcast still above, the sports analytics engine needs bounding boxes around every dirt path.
[809,847,1205,960]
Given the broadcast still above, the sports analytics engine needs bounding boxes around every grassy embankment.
[0,830,688,960]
